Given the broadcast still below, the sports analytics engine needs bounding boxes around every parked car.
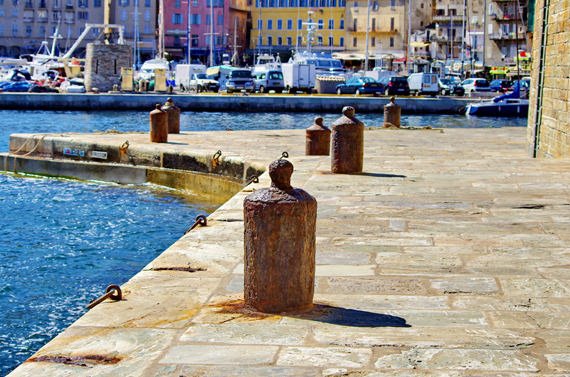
[188,73,219,92]
[379,76,410,96]
[461,78,492,94]
[335,76,383,95]
[489,79,512,92]
[439,78,465,96]
[408,73,439,95]
[223,69,254,93]
[253,69,285,93]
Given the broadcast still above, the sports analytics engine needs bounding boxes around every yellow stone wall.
[528,0,570,158]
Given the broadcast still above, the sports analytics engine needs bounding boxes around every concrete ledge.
[1,154,247,204]
[0,92,474,113]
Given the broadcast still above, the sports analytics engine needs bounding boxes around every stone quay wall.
[528,0,570,158]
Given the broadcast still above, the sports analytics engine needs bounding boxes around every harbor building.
[484,0,528,67]
[0,0,156,61]
[528,0,569,157]
[162,0,246,64]
[431,0,485,63]
[249,0,347,60]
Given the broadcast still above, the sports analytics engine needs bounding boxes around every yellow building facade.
[250,0,348,55]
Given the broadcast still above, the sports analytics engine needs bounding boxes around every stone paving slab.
[8,127,570,376]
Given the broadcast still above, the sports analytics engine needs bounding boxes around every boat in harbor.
[465,80,529,116]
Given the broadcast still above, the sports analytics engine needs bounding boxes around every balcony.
[348,27,399,35]
[433,15,464,23]
[489,32,526,41]
[24,1,34,9]
[491,13,522,21]
[37,10,48,22]
[64,11,74,24]
[23,10,34,22]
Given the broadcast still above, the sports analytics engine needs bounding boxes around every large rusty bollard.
[383,97,401,128]
[149,104,168,143]
[162,97,181,134]
[244,159,317,313]
[331,106,364,174]
[306,116,331,156]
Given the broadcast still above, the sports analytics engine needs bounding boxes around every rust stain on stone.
[28,354,122,367]
[209,299,280,321]
[151,266,207,272]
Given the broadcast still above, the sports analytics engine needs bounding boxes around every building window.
[78,10,88,19]
[257,19,262,29]
[206,14,211,24]
[277,19,282,29]
[119,0,128,5]
[353,37,357,47]
[175,0,180,7]
[25,0,32,8]
[145,0,150,6]
[299,0,306,5]
[371,36,375,46]
[12,8,17,17]
[297,18,302,30]
[278,36,282,45]
[0,8,3,15]
[328,36,333,45]
[328,19,333,29]
[144,9,150,21]
[318,19,323,29]
[371,18,375,31]
[319,0,324,5]
[287,36,292,45]
[78,0,87,7]
[25,25,32,36]
[353,19,357,31]
[297,35,302,46]
[420,2,423,8]
[317,36,322,45]
[94,0,101,6]
[12,0,17,4]
[144,24,150,33]
[52,10,60,21]
[339,0,345,5]
[267,36,272,45]
[353,0,357,7]
[390,0,394,7]
[0,25,3,36]
[39,25,45,35]
[120,9,126,21]
[389,37,394,47]
[173,13,183,24]
[340,36,344,46]
[53,0,59,8]
[340,19,344,29]
[267,19,273,29]
[191,14,201,24]
[12,24,17,36]
[258,36,262,46]
[217,14,223,25]
[390,17,394,30]
[287,19,292,29]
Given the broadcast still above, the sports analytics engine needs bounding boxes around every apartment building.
[0,0,156,61]
[163,0,237,63]
[249,0,347,58]
[485,0,527,66]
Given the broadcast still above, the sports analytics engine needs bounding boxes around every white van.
[407,73,439,95]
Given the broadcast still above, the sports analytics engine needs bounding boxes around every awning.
[332,52,365,60]
[206,66,220,76]
[410,42,430,47]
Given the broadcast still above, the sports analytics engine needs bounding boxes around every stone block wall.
[85,44,132,93]
[528,0,570,158]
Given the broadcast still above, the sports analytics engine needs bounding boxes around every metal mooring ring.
[106,284,122,301]
[184,214,208,235]
[247,175,259,185]
[280,151,289,159]
[120,140,129,152]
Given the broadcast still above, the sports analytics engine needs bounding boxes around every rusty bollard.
[162,97,181,134]
[383,97,401,128]
[149,104,168,143]
[244,159,317,313]
[306,116,331,156]
[331,106,364,174]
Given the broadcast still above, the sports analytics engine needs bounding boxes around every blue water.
[0,109,526,375]
[0,110,526,151]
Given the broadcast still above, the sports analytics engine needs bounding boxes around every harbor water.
[0,110,526,375]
